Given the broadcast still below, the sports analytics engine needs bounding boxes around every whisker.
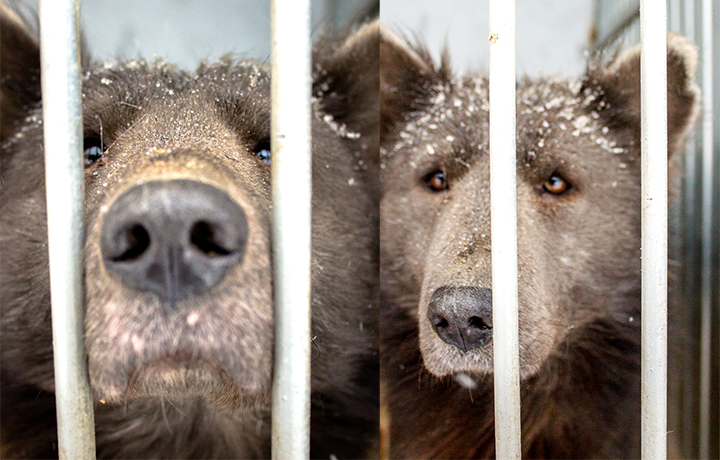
[160,397,173,435]
[117,101,141,109]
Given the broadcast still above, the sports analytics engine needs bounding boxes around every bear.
[0,4,379,459]
[379,25,699,458]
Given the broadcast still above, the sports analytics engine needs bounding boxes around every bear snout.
[101,179,249,302]
[427,286,493,352]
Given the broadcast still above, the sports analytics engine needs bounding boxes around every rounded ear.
[1,3,41,144]
[1,3,91,146]
[379,25,444,143]
[313,21,379,149]
[586,33,700,157]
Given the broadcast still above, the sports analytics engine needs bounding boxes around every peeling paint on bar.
[39,0,97,458]
[270,0,312,458]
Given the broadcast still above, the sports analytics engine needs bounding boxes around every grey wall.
[380,0,595,77]
[19,0,593,75]
[81,0,273,68]
[17,0,375,70]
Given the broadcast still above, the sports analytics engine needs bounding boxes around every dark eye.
[424,170,449,192]
[543,174,571,195]
[83,138,105,167]
[254,139,271,165]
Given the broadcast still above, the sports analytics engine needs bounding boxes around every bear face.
[381,29,698,380]
[379,25,698,458]
[0,5,379,459]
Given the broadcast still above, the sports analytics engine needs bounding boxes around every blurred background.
[13,0,378,68]
[382,0,594,75]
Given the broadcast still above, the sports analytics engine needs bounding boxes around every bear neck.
[382,291,642,459]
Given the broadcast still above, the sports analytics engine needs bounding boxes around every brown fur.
[0,6,379,459]
[380,26,698,459]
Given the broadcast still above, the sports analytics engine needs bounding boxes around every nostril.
[468,316,491,331]
[428,286,493,351]
[111,224,151,262]
[101,180,248,301]
[190,221,233,256]
[430,315,449,329]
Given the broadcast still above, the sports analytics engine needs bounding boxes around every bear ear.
[380,25,441,142]
[588,33,700,156]
[1,3,42,144]
[1,4,91,145]
[313,21,379,153]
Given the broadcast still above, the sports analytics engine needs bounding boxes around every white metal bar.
[488,1,521,458]
[270,0,312,458]
[639,1,668,458]
[39,0,96,458]
[679,1,698,453]
[698,0,714,457]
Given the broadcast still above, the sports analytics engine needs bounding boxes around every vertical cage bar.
[270,0,312,458]
[488,1,521,459]
[39,0,97,458]
[639,1,668,458]
[679,0,698,454]
[698,0,714,457]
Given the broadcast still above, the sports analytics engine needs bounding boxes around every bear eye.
[83,138,105,168]
[543,173,571,195]
[254,139,271,165]
[424,170,449,192]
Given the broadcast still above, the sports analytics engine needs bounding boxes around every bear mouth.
[90,346,270,406]
[124,351,238,402]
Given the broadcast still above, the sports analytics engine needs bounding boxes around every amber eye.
[424,170,449,192]
[543,174,570,195]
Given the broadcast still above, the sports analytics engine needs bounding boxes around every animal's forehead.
[516,78,600,130]
[383,74,626,166]
[516,78,628,161]
[79,58,272,142]
[81,58,270,103]
[381,75,489,163]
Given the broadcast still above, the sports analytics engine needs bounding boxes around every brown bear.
[0,4,379,459]
[379,26,699,459]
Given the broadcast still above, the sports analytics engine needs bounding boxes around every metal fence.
[39,0,96,457]
[40,0,315,458]
[488,1,691,457]
[38,0,719,458]
[488,1,521,457]
[595,2,719,458]
[269,0,312,457]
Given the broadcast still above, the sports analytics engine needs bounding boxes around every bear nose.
[101,180,248,302]
[427,286,493,352]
